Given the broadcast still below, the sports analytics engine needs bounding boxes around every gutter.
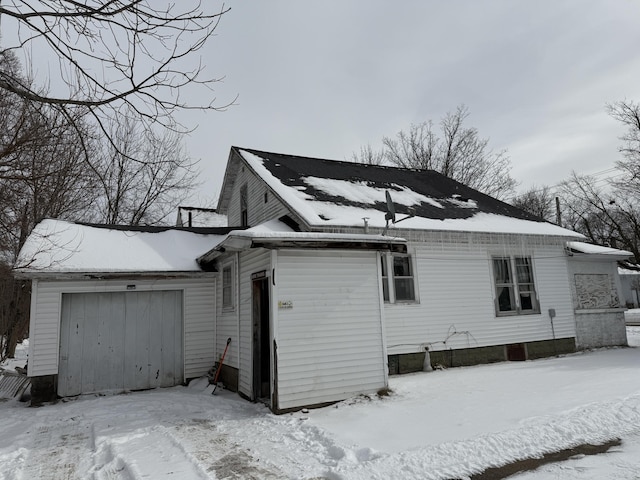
[197,231,407,267]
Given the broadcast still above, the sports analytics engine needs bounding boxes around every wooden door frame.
[251,277,271,402]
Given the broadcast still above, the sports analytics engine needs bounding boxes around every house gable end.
[218,147,309,229]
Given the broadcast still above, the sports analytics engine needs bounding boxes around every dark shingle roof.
[238,147,540,223]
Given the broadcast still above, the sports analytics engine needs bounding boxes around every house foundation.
[30,375,57,406]
[390,338,577,373]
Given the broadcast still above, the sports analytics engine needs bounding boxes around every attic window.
[381,253,416,303]
[240,184,248,227]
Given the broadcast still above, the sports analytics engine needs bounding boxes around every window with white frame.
[222,264,234,309]
[381,253,416,303]
[492,256,539,315]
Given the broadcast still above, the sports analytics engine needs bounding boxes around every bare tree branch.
[1,1,234,142]
[357,105,517,199]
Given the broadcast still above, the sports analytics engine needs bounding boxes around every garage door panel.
[96,293,125,393]
[60,294,86,396]
[59,291,183,396]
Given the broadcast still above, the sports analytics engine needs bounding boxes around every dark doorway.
[252,278,270,401]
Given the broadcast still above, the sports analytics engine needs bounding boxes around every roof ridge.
[232,146,438,175]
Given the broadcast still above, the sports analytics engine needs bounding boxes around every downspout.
[376,251,390,386]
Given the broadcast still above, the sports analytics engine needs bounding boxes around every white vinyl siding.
[216,254,239,369]
[222,265,233,309]
[226,160,291,227]
[274,250,386,410]
[183,282,216,379]
[238,248,272,398]
[384,241,575,355]
[28,280,61,376]
[27,278,216,382]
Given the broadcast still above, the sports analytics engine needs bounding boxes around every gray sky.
[182,0,640,205]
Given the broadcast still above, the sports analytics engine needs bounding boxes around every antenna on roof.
[385,190,396,224]
[383,190,416,235]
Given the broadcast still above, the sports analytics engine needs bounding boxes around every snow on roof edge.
[238,149,582,239]
[568,241,633,258]
[16,219,227,275]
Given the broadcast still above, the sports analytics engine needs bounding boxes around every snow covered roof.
[15,219,230,277]
[232,147,582,238]
[567,241,633,259]
[197,219,407,266]
[176,207,227,228]
[619,267,640,276]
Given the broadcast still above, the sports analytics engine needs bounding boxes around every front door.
[252,278,271,400]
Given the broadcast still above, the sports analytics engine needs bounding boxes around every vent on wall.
[506,343,526,361]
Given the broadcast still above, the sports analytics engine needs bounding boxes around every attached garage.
[58,290,183,396]
[15,220,227,403]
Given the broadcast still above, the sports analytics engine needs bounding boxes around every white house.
[15,147,631,412]
[618,265,640,309]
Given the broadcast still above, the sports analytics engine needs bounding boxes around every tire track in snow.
[14,418,94,480]
[92,426,210,480]
[169,417,283,479]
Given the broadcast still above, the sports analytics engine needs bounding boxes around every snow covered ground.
[1,329,639,480]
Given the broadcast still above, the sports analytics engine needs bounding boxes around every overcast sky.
[178,0,640,205]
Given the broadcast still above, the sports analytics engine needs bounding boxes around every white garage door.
[59,290,183,396]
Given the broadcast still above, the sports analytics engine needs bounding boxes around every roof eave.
[216,148,242,214]
[14,270,218,280]
[196,232,408,268]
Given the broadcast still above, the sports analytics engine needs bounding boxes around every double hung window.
[492,256,539,315]
[381,253,416,303]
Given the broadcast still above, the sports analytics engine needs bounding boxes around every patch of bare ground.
[469,438,621,480]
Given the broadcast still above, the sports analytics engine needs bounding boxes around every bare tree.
[0,1,232,159]
[608,101,640,172]
[1,42,207,359]
[364,105,517,199]
[350,144,386,166]
[511,185,556,222]
[553,101,640,263]
[0,262,29,363]
[0,50,99,360]
[559,172,640,261]
[90,115,200,225]
[1,50,96,258]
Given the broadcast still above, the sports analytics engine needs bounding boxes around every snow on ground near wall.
[1,331,639,479]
